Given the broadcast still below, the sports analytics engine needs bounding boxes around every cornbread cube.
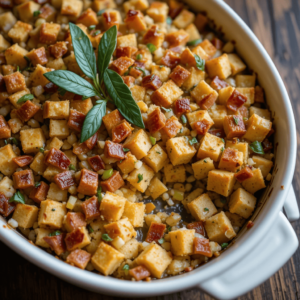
[117,152,137,174]
[151,65,171,83]
[8,21,32,43]
[127,163,155,193]
[208,104,227,128]
[123,201,145,227]
[243,113,272,142]
[206,54,232,80]
[219,148,243,172]
[123,0,148,12]
[20,128,45,153]
[0,12,17,32]
[35,228,52,248]
[102,109,124,136]
[191,80,218,108]
[173,9,195,29]
[207,170,236,197]
[185,23,201,42]
[130,85,146,102]
[0,177,15,198]
[234,87,254,107]
[91,242,125,276]
[100,191,126,222]
[249,107,271,121]
[43,100,70,119]
[197,133,225,161]
[30,64,52,87]
[65,227,91,251]
[227,53,246,75]
[13,169,34,189]
[192,45,209,61]
[143,24,164,48]
[164,164,186,183]
[186,110,214,130]
[4,72,26,94]
[124,9,147,32]
[229,188,257,219]
[40,23,61,44]
[169,229,195,256]
[47,182,68,201]
[145,177,168,200]
[43,166,61,182]
[17,1,40,22]
[166,137,196,166]
[223,115,246,139]
[117,34,137,48]
[182,67,205,91]
[192,157,215,180]
[49,120,70,139]
[143,144,168,172]
[252,156,273,177]
[123,129,152,160]
[151,80,183,108]
[147,1,168,22]
[188,193,217,221]
[76,8,98,27]
[12,203,38,228]
[30,152,46,175]
[8,118,22,134]
[226,140,249,164]
[26,47,48,66]
[199,39,217,59]
[38,199,67,229]
[5,44,28,69]
[70,98,93,114]
[0,34,10,52]
[242,168,266,194]
[135,243,172,278]
[218,86,235,105]
[0,115,11,139]
[47,137,63,150]
[225,212,246,228]
[204,211,236,244]
[118,238,140,259]
[61,0,83,17]
[8,89,30,108]
[236,74,256,87]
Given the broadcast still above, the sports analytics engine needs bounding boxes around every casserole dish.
[0,0,298,299]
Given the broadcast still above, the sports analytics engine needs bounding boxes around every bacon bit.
[73,143,90,155]
[235,167,254,182]
[54,171,75,190]
[81,196,100,221]
[84,132,98,150]
[77,169,98,196]
[169,0,184,18]
[199,93,217,110]
[195,13,208,32]
[223,115,246,139]
[237,105,249,118]
[13,155,33,167]
[66,249,91,269]
[161,116,182,138]
[281,185,284,190]
[262,138,273,152]
[246,220,254,229]
[147,107,166,133]
[187,221,206,236]
[29,181,49,203]
[209,76,228,90]
[184,266,194,272]
[266,128,274,138]
[44,233,66,255]
[112,120,133,143]
[122,75,135,87]
[141,74,162,90]
[110,57,135,75]
[16,100,40,122]
[45,148,71,170]
[208,128,226,138]
[0,115,10,139]
[64,212,87,232]
[169,65,190,87]
[145,222,166,243]
[226,89,247,111]
[87,155,105,172]
[13,169,34,189]
[255,86,265,103]
[0,192,16,217]
[67,109,85,132]
[174,98,191,116]
[116,46,138,58]
[129,266,151,281]
[101,171,124,192]
[161,50,180,69]
[165,30,189,47]
[193,237,212,257]
[211,38,224,50]
[65,228,85,251]
[44,82,59,93]
[0,0,12,9]
[104,140,125,160]
[194,120,212,135]
[129,66,143,78]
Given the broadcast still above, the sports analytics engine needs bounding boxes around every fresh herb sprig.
[44,24,144,143]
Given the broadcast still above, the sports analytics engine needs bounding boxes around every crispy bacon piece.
[193,237,212,257]
[187,221,206,236]
[12,155,33,167]
[211,38,224,50]
[100,171,124,192]
[0,74,6,92]
[199,93,217,110]
[67,109,85,132]
[0,115,11,139]
[43,233,66,255]
[112,120,133,143]
[16,101,40,122]
[13,169,34,189]
[45,148,71,170]
[0,193,16,217]
[194,120,212,135]
[110,57,135,75]
[29,181,49,203]
[122,75,135,87]
[104,141,125,160]
[262,138,273,152]
[141,74,162,90]
[129,266,151,281]
[169,0,183,18]
[223,115,246,139]
[237,105,249,118]
[147,107,166,133]
[208,128,226,138]
[64,212,87,232]
[66,249,91,269]
[165,30,189,47]
[161,50,180,69]
[87,155,105,172]
[169,65,190,87]
[49,41,68,59]
[0,0,12,8]
[116,46,138,58]
[73,143,89,155]
[54,171,75,190]
[235,167,254,182]
[77,168,98,196]
[44,82,59,93]
[84,132,98,150]
[39,4,56,21]
[174,98,191,116]
[255,86,264,103]
[195,13,208,32]
[161,116,182,138]
[226,89,247,111]
[145,222,166,243]
[247,220,254,229]
[65,228,85,251]
[81,196,100,221]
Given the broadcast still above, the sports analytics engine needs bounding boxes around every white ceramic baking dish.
[0,0,298,299]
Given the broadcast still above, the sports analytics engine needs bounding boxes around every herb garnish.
[97,187,102,202]
[189,137,197,145]
[44,24,144,143]
[35,182,41,188]
[161,107,172,113]
[194,54,205,71]
[166,16,172,25]
[123,148,130,152]
[102,233,113,242]
[150,136,156,145]
[187,39,202,46]
[181,115,187,124]
[122,264,130,274]
[158,238,164,244]
[136,54,143,60]
[97,9,106,16]
[88,25,96,31]
[9,191,25,204]
[39,147,45,153]
[233,116,239,125]
[49,230,61,237]
[249,141,265,154]
[147,43,156,53]
[137,174,143,183]
[33,10,41,17]
[5,137,19,146]
[88,225,94,233]
[17,94,34,104]
[204,208,209,212]
[69,164,76,171]
[221,243,228,249]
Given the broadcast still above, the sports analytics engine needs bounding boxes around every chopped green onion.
[194,54,205,71]
[34,182,41,188]
[97,187,102,202]
[123,148,130,152]
[17,66,19,72]
[221,138,225,143]
[97,9,106,16]
[158,238,164,244]
[52,208,56,211]
[49,230,61,237]
[221,147,224,152]
[93,30,101,36]
[17,94,34,104]
[5,137,19,146]
[39,147,45,153]
[167,226,172,232]
[150,136,156,145]
[173,190,184,201]
[147,43,156,53]
[102,169,113,180]
[122,264,130,274]
[166,16,172,25]
[88,225,94,233]
[136,54,143,60]
[136,67,146,75]
[156,151,161,154]
[161,107,172,113]
[137,173,143,183]
[88,25,96,31]
[187,39,202,46]
[204,207,209,212]
[102,233,113,242]
[33,10,41,17]
[233,116,239,125]
[204,159,207,163]
[181,115,187,124]
[249,141,265,155]
[221,243,228,249]
[189,137,198,145]
[69,164,76,171]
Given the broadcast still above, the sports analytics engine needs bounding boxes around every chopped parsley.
[167,226,172,232]
[93,30,101,36]
[249,141,265,155]
[146,43,156,53]
[123,148,130,152]
[150,136,156,145]
[39,147,45,153]
[187,39,202,46]
[9,191,25,204]
[221,147,224,152]
[136,66,146,75]
[137,173,143,183]
[122,264,130,274]
[204,208,209,212]
[88,225,94,233]
[189,137,198,145]
[204,159,207,163]
[51,208,56,211]
[33,10,41,17]
[102,233,113,242]
[88,25,96,31]
[156,151,161,154]
[69,164,76,171]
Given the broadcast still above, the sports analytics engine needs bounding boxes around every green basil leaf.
[187,39,202,46]
[103,69,145,128]
[80,100,106,143]
[9,191,25,204]
[97,25,117,82]
[194,54,205,71]
[44,70,98,97]
[69,23,97,80]
[249,141,265,154]
[17,94,34,104]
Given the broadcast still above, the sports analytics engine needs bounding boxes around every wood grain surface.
[1,0,300,299]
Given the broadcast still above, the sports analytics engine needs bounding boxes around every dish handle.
[197,211,298,300]
[283,186,299,222]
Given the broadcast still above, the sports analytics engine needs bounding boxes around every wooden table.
[1,0,300,299]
